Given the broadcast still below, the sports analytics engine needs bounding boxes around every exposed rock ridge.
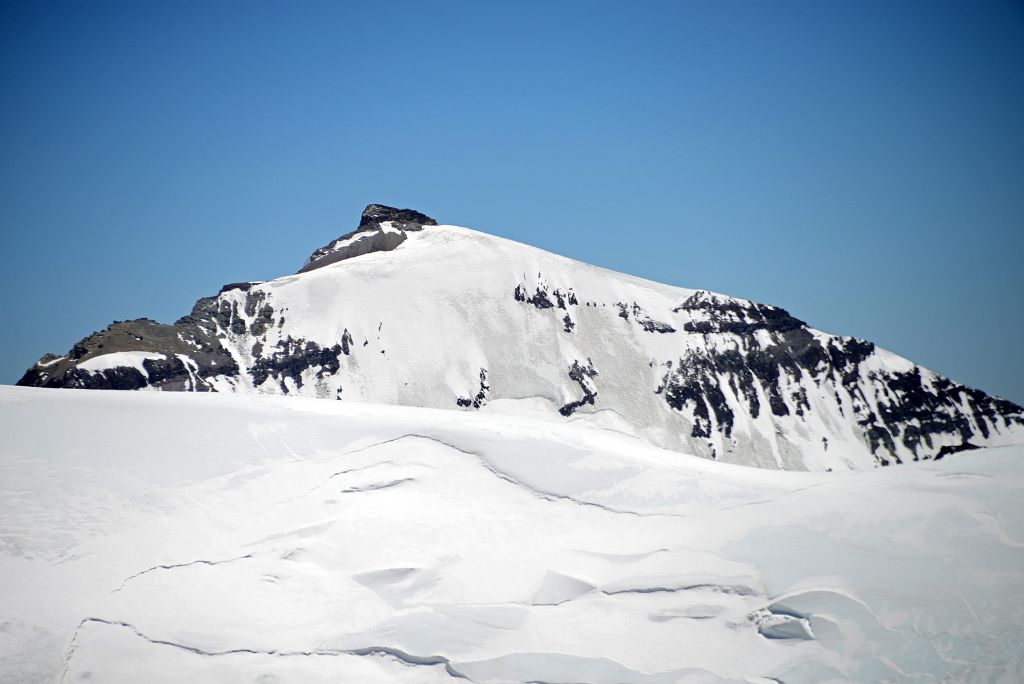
[357,204,437,232]
[655,291,1023,465]
[299,204,437,273]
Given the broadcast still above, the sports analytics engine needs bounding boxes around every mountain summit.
[299,204,438,273]
[18,205,1024,469]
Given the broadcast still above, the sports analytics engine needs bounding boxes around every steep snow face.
[2,387,1023,683]
[18,209,1024,470]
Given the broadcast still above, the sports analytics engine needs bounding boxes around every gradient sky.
[2,1,1022,403]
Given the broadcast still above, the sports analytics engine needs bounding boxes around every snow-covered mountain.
[6,206,1024,681]
[18,205,1024,470]
[3,386,1023,683]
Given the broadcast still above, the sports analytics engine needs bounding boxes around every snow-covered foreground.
[2,386,1022,683]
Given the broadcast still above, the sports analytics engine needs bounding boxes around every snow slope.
[19,208,1024,471]
[2,386,1023,683]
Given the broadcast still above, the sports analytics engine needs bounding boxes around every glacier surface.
[2,386,1022,682]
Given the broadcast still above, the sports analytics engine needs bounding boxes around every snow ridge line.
[352,433,685,519]
[339,477,415,493]
[601,582,758,597]
[326,460,397,480]
[61,617,470,680]
[270,460,400,509]
[111,554,255,594]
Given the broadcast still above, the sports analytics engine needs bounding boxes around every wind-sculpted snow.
[2,387,1023,682]
[17,206,1024,469]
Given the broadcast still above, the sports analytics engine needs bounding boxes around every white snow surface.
[77,352,167,379]
[180,223,1023,470]
[2,386,1023,683]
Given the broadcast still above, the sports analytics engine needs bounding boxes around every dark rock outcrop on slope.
[617,301,676,333]
[655,291,1023,465]
[514,283,577,310]
[17,204,435,395]
[249,336,346,393]
[457,368,490,409]
[357,204,438,232]
[17,315,240,392]
[18,283,347,395]
[559,359,599,417]
[299,204,438,273]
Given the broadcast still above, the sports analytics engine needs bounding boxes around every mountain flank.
[18,204,1024,470]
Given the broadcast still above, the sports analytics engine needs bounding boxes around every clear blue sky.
[2,1,1022,403]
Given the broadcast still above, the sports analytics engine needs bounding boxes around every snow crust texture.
[17,206,1024,469]
[2,387,1023,683]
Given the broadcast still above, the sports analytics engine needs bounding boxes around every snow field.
[2,387,1022,682]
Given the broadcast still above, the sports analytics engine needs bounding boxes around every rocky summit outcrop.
[299,204,437,273]
[16,205,1024,470]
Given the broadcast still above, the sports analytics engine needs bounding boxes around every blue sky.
[2,1,1022,402]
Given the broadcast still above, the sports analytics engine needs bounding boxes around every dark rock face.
[640,318,675,333]
[934,442,979,460]
[357,204,438,232]
[515,284,554,309]
[17,316,240,391]
[300,204,438,273]
[859,369,1023,465]
[559,359,598,416]
[656,291,1024,465]
[244,290,276,337]
[457,369,490,409]
[341,329,354,355]
[514,281,577,312]
[18,280,353,396]
[617,301,676,333]
[249,337,344,392]
[674,291,805,335]
[219,282,260,295]
[657,292,844,431]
